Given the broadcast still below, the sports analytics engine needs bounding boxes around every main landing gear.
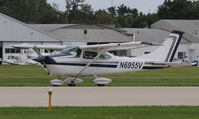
[50,76,64,86]
[93,77,112,86]
[50,76,83,86]
[50,76,112,87]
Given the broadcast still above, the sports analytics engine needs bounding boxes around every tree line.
[0,0,199,28]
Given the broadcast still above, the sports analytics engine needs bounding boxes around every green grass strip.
[0,106,199,119]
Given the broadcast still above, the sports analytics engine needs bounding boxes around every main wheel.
[68,84,76,86]
[97,84,105,86]
[52,84,61,87]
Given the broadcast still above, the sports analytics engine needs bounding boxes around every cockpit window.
[83,51,112,60]
[99,52,112,59]
[61,47,81,57]
[83,51,97,59]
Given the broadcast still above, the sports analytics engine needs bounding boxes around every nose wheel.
[96,84,105,86]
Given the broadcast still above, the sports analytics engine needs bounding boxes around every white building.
[0,13,66,63]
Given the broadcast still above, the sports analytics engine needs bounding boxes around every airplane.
[0,55,39,65]
[12,30,186,86]
[1,46,62,65]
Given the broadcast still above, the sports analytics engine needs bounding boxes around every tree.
[65,0,87,23]
[131,13,148,28]
[0,0,62,24]
[145,13,159,28]
[157,0,194,19]
[107,6,116,17]
[94,9,113,24]
[116,4,140,27]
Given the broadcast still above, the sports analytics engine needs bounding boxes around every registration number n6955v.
[119,62,143,69]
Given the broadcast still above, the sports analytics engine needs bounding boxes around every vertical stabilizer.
[137,30,184,62]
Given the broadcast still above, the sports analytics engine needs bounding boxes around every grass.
[1,65,199,86]
[0,65,52,86]
[0,106,199,119]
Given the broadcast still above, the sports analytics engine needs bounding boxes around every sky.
[47,0,165,14]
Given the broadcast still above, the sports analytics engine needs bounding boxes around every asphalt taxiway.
[1,87,199,107]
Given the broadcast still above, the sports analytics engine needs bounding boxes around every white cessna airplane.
[13,30,185,86]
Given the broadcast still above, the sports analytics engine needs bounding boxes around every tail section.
[137,30,184,62]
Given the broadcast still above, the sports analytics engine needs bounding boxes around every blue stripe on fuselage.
[47,62,118,68]
[142,66,166,69]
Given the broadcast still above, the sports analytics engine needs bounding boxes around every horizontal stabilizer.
[152,62,190,67]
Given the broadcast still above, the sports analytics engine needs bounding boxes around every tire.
[52,85,60,87]
[68,84,76,86]
[97,84,105,86]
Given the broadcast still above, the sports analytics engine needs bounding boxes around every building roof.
[0,13,61,42]
[123,28,171,43]
[151,20,199,43]
[30,24,75,32]
[31,24,133,43]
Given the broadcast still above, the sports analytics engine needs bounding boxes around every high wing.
[80,41,162,51]
[12,41,161,57]
[12,41,161,52]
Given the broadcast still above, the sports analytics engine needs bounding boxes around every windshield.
[61,46,81,57]
[83,51,97,59]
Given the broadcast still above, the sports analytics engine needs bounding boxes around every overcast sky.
[47,0,165,14]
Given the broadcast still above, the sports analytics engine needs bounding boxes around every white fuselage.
[45,55,146,76]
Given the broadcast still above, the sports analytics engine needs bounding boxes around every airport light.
[48,88,53,112]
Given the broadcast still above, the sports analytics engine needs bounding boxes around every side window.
[83,51,97,59]
[99,52,112,60]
